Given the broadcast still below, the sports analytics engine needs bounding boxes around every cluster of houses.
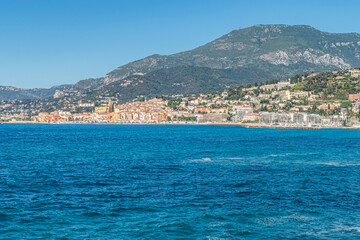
[29,89,358,127]
[32,97,230,123]
[2,69,360,127]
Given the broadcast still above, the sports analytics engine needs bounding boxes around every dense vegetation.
[294,70,360,100]
[89,66,276,102]
[225,79,281,100]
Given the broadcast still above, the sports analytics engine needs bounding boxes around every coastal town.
[1,68,360,128]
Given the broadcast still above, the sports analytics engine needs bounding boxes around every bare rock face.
[260,49,351,69]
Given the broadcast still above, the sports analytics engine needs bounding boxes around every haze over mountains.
[2,24,360,101]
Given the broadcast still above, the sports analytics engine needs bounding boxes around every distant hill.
[2,24,360,101]
[0,85,71,101]
[0,78,103,101]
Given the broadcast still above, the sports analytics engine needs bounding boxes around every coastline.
[2,121,360,129]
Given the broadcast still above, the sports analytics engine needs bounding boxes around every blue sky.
[1,0,360,88]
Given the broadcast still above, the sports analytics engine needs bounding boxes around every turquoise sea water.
[1,124,360,239]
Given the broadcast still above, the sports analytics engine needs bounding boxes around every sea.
[1,124,360,239]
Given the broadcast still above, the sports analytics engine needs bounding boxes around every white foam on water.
[256,213,313,226]
[205,237,224,240]
[315,162,360,167]
[262,152,317,158]
[186,158,212,163]
[282,213,314,222]
[345,227,360,232]
[213,153,317,162]
[277,160,360,167]
[333,225,360,233]
[320,162,341,166]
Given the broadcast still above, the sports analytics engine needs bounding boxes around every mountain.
[89,66,275,100]
[0,78,103,101]
[0,85,71,101]
[66,78,104,92]
[2,24,360,101]
[103,24,360,85]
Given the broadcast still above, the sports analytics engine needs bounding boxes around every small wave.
[203,213,227,221]
[282,213,313,222]
[256,217,278,225]
[320,162,341,166]
[331,225,360,234]
[112,207,158,213]
[157,222,195,233]
[81,212,102,218]
[187,158,212,163]
[263,152,317,158]
[257,213,312,225]
[314,162,360,167]
[0,213,10,221]
[341,227,360,233]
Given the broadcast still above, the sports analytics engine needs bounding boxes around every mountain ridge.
[0,84,71,101]
[102,24,360,84]
[2,24,360,101]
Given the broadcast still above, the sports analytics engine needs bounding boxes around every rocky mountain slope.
[103,24,360,85]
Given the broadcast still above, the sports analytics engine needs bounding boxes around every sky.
[1,0,360,89]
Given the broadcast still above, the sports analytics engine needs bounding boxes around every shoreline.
[1,121,360,129]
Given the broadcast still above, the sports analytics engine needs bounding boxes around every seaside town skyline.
[2,68,360,128]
